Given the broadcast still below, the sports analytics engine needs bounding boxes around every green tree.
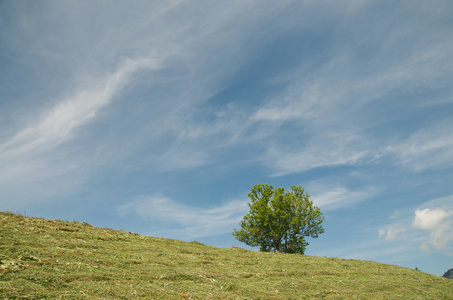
[233,184,324,254]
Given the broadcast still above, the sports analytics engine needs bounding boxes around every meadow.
[1,212,452,299]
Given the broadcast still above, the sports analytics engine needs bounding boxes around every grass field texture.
[1,212,452,299]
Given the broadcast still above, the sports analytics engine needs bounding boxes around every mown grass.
[1,212,452,299]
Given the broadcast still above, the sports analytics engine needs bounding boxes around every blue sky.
[1,1,453,276]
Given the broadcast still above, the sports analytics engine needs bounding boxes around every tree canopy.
[233,184,324,254]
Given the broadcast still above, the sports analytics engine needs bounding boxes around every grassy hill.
[1,212,452,299]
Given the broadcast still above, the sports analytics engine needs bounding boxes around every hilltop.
[1,212,452,299]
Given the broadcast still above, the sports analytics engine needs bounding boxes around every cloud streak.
[385,121,453,172]
[1,58,158,157]
[116,195,248,240]
[309,184,374,211]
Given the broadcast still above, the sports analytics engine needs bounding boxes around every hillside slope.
[1,212,452,299]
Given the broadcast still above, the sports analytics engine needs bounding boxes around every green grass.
[1,212,452,299]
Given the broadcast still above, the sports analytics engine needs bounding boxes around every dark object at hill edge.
[443,268,453,279]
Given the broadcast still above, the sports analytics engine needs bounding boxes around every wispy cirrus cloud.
[1,0,278,204]
[0,58,158,158]
[307,180,376,211]
[0,57,161,207]
[262,135,371,177]
[116,195,248,240]
[384,121,453,172]
[241,11,453,177]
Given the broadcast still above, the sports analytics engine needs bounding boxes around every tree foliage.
[233,184,324,254]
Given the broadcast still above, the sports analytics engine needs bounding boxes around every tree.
[233,184,324,254]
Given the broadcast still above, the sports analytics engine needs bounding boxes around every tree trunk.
[274,239,282,253]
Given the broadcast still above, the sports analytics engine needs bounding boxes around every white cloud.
[379,226,407,241]
[412,208,453,253]
[116,195,249,240]
[413,208,453,230]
